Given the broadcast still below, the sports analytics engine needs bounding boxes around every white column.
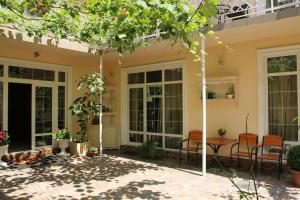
[201,36,207,177]
[99,52,103,157]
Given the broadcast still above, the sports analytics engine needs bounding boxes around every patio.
[0,151,299,200]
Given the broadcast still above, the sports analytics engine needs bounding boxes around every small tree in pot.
[69,72,104,156]
[288,145,300,187]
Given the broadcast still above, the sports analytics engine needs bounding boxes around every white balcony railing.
[188,0,300,23]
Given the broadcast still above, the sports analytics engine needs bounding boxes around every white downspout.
[201,35,207,177]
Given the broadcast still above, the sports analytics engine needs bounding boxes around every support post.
[201,36,207,177]
[99,51,103,157]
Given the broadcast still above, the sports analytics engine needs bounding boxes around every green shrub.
[138,140,164,160]
[288,145,300,171]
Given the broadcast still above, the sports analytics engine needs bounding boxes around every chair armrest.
[178,138,189,144]
[230,142,239,156]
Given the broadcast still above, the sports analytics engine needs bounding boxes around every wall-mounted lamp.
[34,51,40,58]
[218,57,224,69]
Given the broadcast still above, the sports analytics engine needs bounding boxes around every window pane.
[20,67,33,79]
[44,70,55,81]
[35,135,52,147]
[146,70,162,83]
[58,86,65,129]
[0,65,3,77]
[129,133,144,143]
[147,85,163,133]
[128,72,144,84]
[36,87,52,134]
[165,137,180,149]
[33,69,44,80]
[147,135,162,148]
[165,68,182,81]
[58,71,66,82]
[9,66,20,78]
[267,55,297,73]
[129,88,144,132]
[165,83,183,135]
[268,74,298,141]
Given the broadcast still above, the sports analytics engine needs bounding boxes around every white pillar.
[99,52,103,157]
[201,36,207,177]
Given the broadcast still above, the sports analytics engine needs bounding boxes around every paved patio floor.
[0,151,299,200]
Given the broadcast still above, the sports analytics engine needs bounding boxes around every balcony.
[188,0,300,24]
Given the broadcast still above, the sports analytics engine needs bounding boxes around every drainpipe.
[201,35,206,177]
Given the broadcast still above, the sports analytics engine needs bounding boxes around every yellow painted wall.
[104,32,300,156]
[0,38,100,136]
[1,21,300,156]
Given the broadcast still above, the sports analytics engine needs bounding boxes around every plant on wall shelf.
[69,72,104,142]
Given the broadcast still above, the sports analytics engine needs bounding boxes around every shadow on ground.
[0,155,161,199]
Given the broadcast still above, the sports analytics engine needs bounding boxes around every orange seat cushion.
[257,154,280,161]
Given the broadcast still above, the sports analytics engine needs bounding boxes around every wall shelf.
[202,76,239,104]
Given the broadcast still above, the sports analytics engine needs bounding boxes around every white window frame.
[121,60,187,151]
[258,45,300,145]
[0,57,72,150]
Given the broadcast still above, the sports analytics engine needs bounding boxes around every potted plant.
[69,72,104,156]
[218,128,227,138]
[288,145,300,187]
[226,86,234,99]
[53,128,70,153]
[87,147,99,158]
[0,130,9,158]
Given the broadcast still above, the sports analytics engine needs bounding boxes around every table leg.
[208,144,223,169]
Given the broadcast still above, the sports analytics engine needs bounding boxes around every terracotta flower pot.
[291,169,300,187]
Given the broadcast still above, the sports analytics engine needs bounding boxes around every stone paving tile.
[0,153,299,200]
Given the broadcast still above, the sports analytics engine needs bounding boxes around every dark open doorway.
[8,83,32,152]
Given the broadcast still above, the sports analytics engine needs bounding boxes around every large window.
[267,55,299,142]
[127,65,183,149]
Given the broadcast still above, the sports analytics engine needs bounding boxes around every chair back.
[238,133,258,146]
[189,130,202,142]
[263,135,283,148]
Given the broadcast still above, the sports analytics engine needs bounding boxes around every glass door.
[267,54,299,144]
[32,85,54,149]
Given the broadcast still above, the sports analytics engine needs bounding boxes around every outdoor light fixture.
[34,51,40,58]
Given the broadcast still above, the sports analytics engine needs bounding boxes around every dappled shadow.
[107,150,300,200]
[81,180,170,200]
[0,155,160,199]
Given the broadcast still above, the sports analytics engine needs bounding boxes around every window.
[128,72,144,84]
[0,65,3,77]
[267,55,298,142]
[58,86,65,129]
[127,64,184,149]
[9,66,55,81]
[35,87,52,134]
[58,72,66,82]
